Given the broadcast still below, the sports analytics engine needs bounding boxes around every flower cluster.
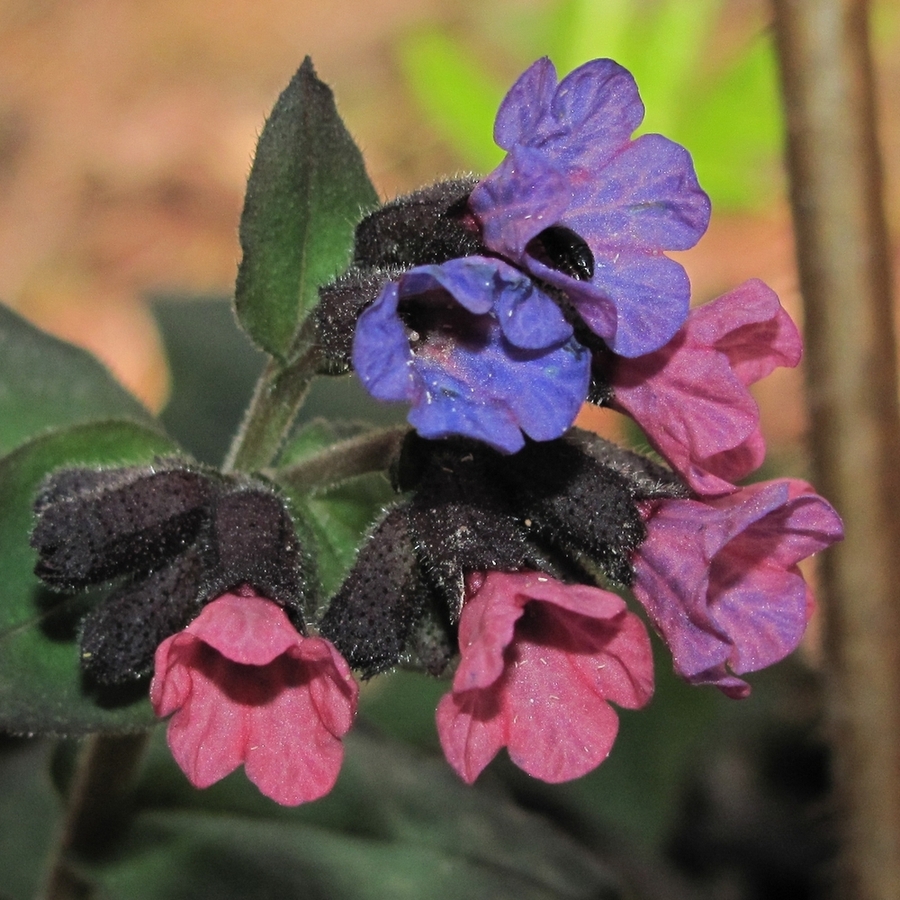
[28,56,841,806]
[31,462,357,805]
[319,57,710,452]
[314,55,841,783]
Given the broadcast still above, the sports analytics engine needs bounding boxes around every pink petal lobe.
[151,593,358,805]
[185,592,301,665]
[437,571,654,785]
[612,280,802,494]
[436,689,506,785]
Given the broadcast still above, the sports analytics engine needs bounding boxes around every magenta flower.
[631,480,843,699]
[609,279,802,495]
[470,57,710,358]
[151,586,359,806]
[436,571,654,784]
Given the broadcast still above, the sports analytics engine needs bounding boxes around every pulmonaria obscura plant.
[6,56,842,816]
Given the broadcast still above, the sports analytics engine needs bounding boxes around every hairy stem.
[276,425,407,491]
[771,1,900,896]
[222,340,321,474]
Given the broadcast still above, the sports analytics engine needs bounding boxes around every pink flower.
[150,587,358,805]
[436,571,654,785]
[631,480,843,698]
[610,279,801,495]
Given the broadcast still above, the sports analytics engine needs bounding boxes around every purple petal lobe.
[351,283,415,402]
[546,59,645,165]
[493,57,559,150]
[562,134,710,252]
[533,251,691,357]
[472,56,710,358]
[470,146,571,260]
[631,481,843,696]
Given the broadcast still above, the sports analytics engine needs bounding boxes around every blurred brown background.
[0,0,898,457]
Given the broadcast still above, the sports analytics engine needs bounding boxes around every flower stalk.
[37,734,149,900]
[223,328,321,474]
[772,1,900,896]
[276,424,407,491]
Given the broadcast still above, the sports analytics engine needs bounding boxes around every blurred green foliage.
[398,0,785,210]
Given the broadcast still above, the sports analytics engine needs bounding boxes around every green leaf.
[0,421,180,735]
[88,728,620,900]
[0,302,152,458]
[234,57,379,361]
[296,479,394,600]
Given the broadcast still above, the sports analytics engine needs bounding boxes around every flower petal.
[494,276,573,350]
[493,56,560,150]
[533,250,691,357]
[355,257,590,454]
[545,59,645,166]
[185,592,301,666]
[470,146,571,260]
[561,134,710,253]
[493,58,645,167]
[438,571,654,784]
[611,280,803,493]
[352,282,415,402]
[631,481,843,696]
[503,604,651,782]
[241,647,354,805]
[151,593,359,805]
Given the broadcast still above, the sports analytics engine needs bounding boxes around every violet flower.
[610,279,802,494]
[353,257,590,453]
[631,479,843,698]
[151,586,358,805]
[470,56,711,359]
[436,571,654,784]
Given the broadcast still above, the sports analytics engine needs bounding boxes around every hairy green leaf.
[0,303,152,457]
[235,57,379,360]
[0,421,179,735]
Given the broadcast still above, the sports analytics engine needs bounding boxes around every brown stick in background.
[771,1,900,897]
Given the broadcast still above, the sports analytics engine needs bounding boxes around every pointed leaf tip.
[235,57,379,361]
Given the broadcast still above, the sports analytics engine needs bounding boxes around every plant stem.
[37,734,149,900]
[222,342,320,475]
[276,425,407,491]
[771,2,900,897]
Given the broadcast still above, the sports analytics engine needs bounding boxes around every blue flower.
[346,56,709,451]
[352,257,590,453]
[470,57,710,358]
